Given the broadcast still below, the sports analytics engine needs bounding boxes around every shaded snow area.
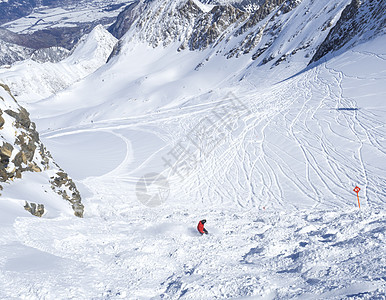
[0,32,384,298]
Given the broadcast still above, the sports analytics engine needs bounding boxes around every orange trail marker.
[353,186,361,208]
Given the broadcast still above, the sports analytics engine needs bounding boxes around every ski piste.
[0,0,385,298]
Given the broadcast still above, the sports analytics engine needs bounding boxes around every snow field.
[0,8,384,299]
[1,205,384,299]
[0,36,379,299]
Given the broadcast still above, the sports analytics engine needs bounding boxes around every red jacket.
[197,220,207,234]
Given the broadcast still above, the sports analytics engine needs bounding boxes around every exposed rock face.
[50,172,83,218]
[109,1,144,39]
[0,83,83,217]
[310,0,386,63]
[109,0,248,50]
[109,0,384,68]
[24,202,45,217]
[185,4,247,51]
[135,0,204,48]
[108,0,305,63]
[227,0,301,59]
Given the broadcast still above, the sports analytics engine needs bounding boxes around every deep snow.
[0,3,385,299]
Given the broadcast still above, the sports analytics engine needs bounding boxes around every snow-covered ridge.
[0,25,117,103]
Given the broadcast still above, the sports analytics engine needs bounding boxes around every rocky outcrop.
[109,0,302,61]
[226,0,301,59]
[108,1,144,39]
[24,202,45,217]
[185,4,247,51]
[310,0,386,63]
[135,0,204,48]
[0,83,83,217]
[50,171,83,218]
[110,0,385,69]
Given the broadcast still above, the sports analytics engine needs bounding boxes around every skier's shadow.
[187,228,202,237]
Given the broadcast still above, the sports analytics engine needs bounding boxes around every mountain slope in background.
[0,0,130,65]
[0,0,130,30]
[0,27,71,66]
[0,25,117,102]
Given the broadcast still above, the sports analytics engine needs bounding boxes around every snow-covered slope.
[1,33,384,298]
[0,0,385,298]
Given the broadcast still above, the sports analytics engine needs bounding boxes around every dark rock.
[310,0,386,64]
[0,111,5,129]
[188,4,247,51]
[5,107,31,128]
[108,1,143,39]
[0,84,84,217]
[24,202,45,217]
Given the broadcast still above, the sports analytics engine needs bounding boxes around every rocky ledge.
[0,83,83,217]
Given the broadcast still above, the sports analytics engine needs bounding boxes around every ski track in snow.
[1,41,386,299]
[5,207,386,299]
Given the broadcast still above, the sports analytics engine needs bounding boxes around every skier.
[197,219,208,235]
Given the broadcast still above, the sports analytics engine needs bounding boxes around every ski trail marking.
[353,186,361,208]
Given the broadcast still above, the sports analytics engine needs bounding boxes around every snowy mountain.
[0,0,129,65]
[0,38,33,66]
[0,28,71,66]
[0,0,385,298]
[0,25,117,102]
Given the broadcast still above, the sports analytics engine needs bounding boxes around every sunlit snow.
[0,0,385,298]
